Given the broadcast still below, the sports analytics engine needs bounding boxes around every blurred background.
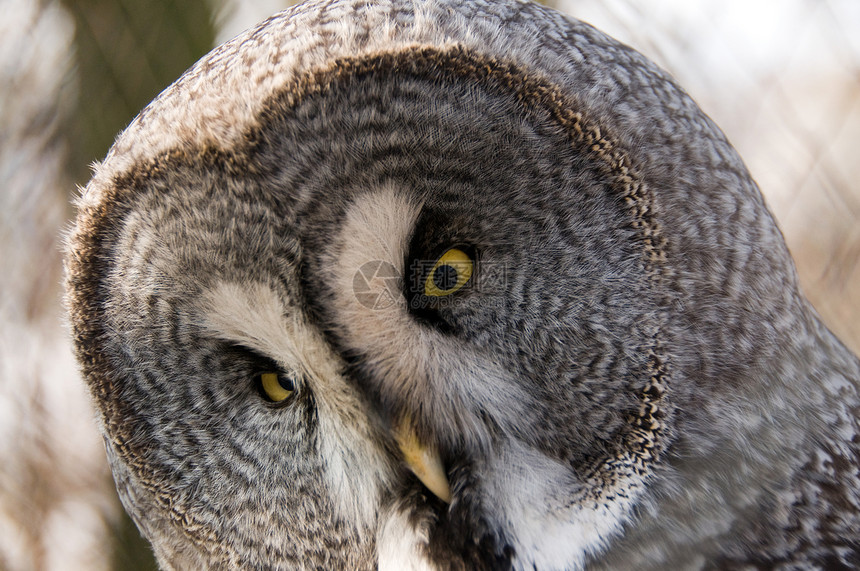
[0,0,857,568]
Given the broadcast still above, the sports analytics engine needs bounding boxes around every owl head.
[65,1,858,569]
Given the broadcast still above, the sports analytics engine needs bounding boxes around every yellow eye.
[424,248,473,297]
[259,372,295,403]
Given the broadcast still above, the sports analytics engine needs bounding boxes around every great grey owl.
[64,0,860,568]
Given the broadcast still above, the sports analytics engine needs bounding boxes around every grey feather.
[64,0,860,569]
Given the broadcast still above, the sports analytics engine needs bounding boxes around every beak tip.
[394,421,452,504]
[418,451,452,503]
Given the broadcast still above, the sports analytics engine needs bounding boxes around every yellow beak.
[393,419,452,503]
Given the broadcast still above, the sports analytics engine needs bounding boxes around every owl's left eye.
[424,248,474,297]
[256,372,295,403]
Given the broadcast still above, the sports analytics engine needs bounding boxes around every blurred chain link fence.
[0,0,857,569]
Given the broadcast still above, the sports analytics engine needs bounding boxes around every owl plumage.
[64,0,860,569]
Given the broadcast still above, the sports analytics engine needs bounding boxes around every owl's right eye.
[256,372,295,403]
[424,247,474,297]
